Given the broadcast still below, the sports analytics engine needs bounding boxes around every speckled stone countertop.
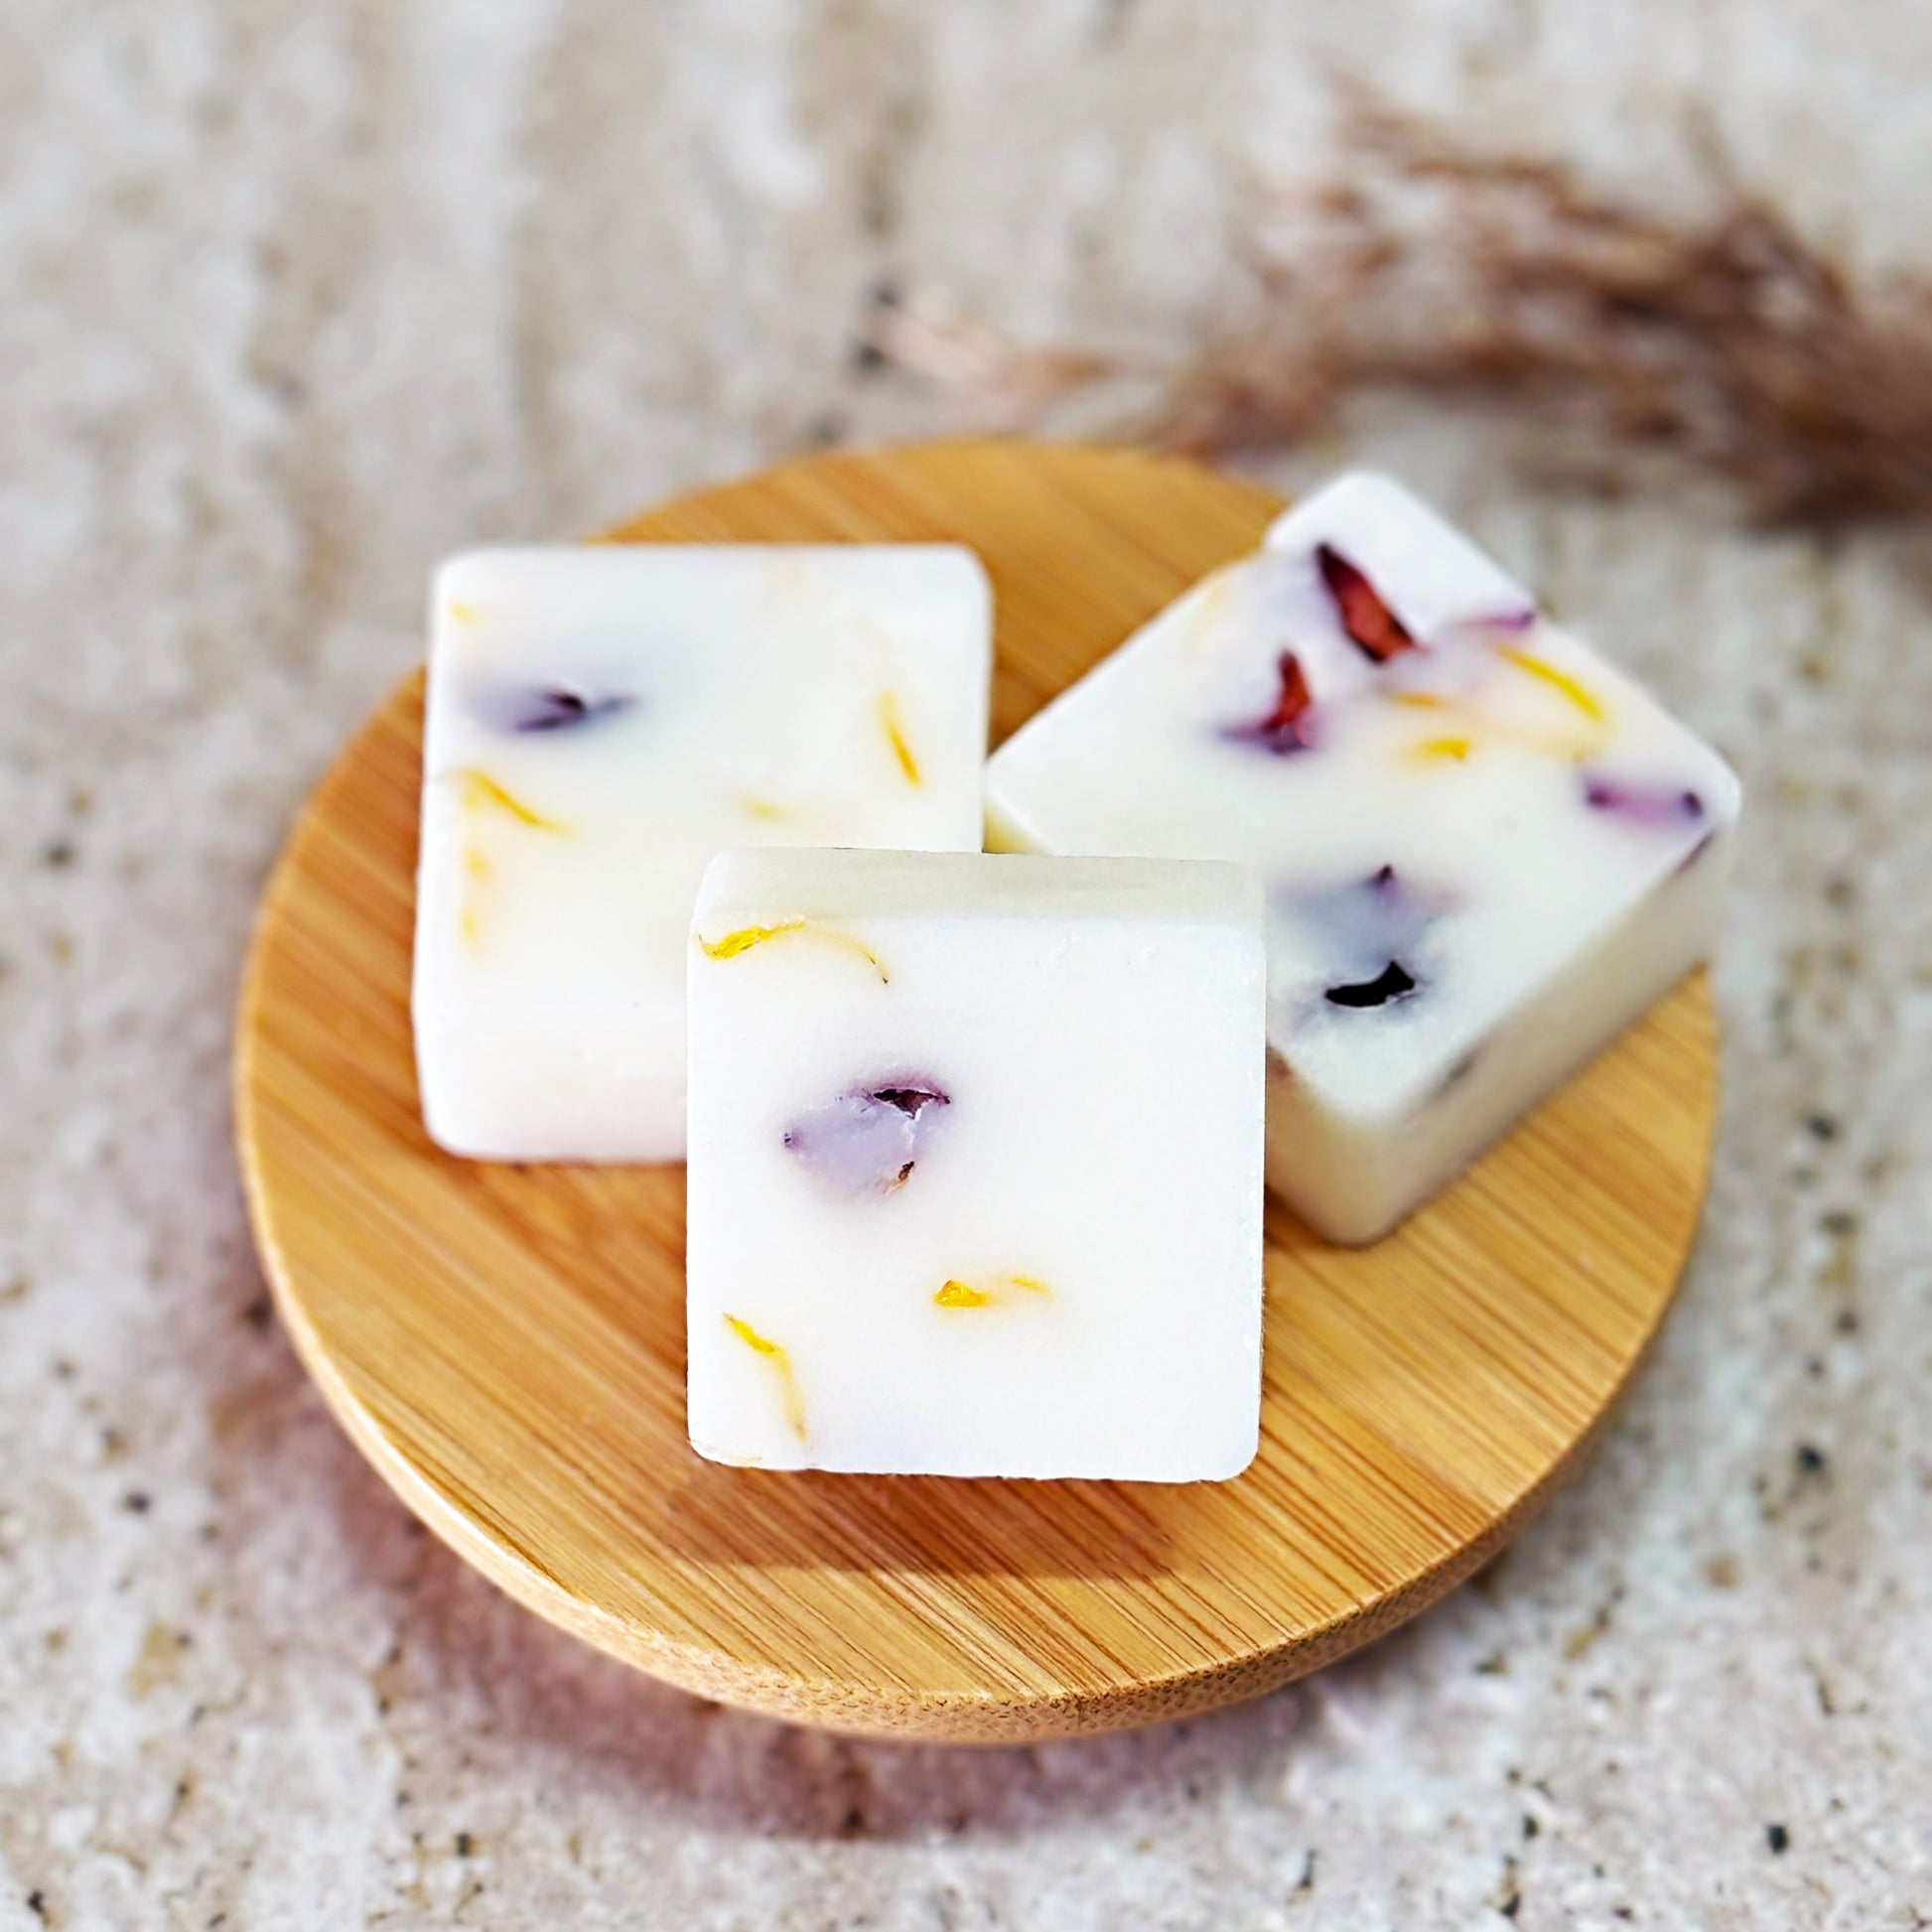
[1,4,1927,1928]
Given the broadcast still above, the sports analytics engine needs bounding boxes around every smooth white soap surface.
[986,473,1740,1243]
[412,544,991,1162]
[685,848,1267,1481]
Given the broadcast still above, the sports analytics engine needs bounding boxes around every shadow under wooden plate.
[234,439,1719,1742]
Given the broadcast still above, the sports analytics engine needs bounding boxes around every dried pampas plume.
[871,106,1932,524]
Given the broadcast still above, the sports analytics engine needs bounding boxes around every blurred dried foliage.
[874,106,1932,524]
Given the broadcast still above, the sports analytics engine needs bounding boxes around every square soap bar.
[685,848,1266,1479]
[412,543,991,1162]
[986,473,1741,1245]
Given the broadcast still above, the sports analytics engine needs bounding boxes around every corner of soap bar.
[1198,860,1267,949]
[934,544,995,681]
[920,540,994,608]
[1262,470,1413,548]
[429,547,514,628]
[1261,471,1535,628]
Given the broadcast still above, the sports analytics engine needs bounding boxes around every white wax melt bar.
[685,848,1266,1480]
[413,544,990,1162]
[986,473,1740,1245]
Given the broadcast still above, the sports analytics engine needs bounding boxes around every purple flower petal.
[782,1079,951,1196]
[1283,864,1452,1016]
[1459,607,1541,635]
[1582,772,1706,827]
[471,682,637,734]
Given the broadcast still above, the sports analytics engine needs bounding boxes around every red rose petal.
[1316,545,1418,662]
[1226,650,1315,756]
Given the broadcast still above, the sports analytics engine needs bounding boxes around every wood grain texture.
[233,439,1719,1742]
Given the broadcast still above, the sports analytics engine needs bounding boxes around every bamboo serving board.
[234,439,1719,1743]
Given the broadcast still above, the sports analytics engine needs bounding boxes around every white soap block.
[986,473,1741,1245]
[412,544,991,1162]
[685,848,1266,1480]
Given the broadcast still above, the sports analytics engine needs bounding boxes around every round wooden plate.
[234,439,1718,1743]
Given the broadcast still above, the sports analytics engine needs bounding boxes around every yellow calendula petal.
[695,919,889,982]
[879,691,921,786]
[739,793,787,822]
[1388,690,1448,710]
[464,846,491,880]
[1497,646,1605,723]
[723,1314,807,1442]
[698,919,805,960]
[446,601,479,623]
[934,1280,993,1310]
[934,1273,1050,1309]
[460,905,482,945]
[1410,735,1474,762]
[452,768,567,832]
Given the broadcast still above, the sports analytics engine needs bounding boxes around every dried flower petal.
[451,768,568,832]
[1582,773,1707,826]
[1463,609,1540,635]
[1498,647,1605,723]
[1316,545,1417,662]
[934,1280,991,1309]
[696,920,889,980]
[471,682,636,735]
[871,1082,949,1116]
[1324,960,1420,1008]
[698,919,805,960]
[1287,864,1448,1013]
[723,1313,807,1441]
[1225,650,1316,755]
[933,1272,1051,1310]
[879,691,922,785]
[783,1078,950,1195]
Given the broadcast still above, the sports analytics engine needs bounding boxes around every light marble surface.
[1,3,1928,1927]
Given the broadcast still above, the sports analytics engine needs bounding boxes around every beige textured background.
[1,2,1928,1927]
